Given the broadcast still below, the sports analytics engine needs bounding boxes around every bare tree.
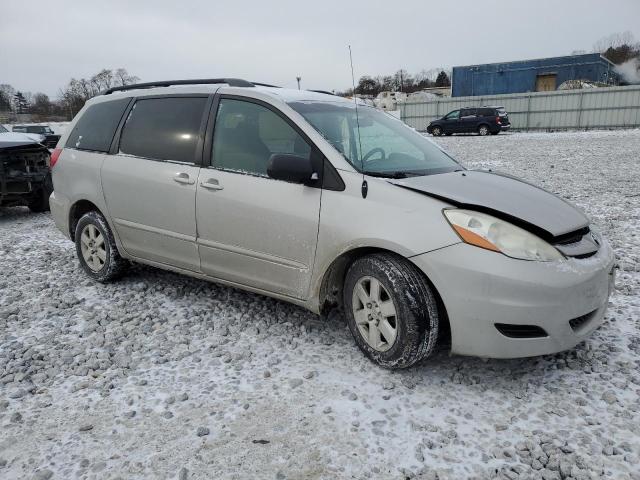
[31,93,52,117]
[115,68,140,86]
[91,69,114,92]
[59,68,139,118]
[594,31,636,53]
[0,84,16,111]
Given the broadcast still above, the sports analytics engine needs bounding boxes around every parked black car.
[427,106,510,136]
[12,125,61,148]
[0,125,52,212]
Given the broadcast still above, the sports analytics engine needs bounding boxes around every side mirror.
[267,154,315,184]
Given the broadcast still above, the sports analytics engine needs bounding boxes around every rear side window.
[66,98,130,152]
[478,108,495,117]
[461,108,477,117]
[119,97,207,164]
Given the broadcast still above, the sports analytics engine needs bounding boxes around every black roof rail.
[101,78,259,95]
[308,89,336,96]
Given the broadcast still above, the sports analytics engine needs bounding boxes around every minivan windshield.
[288,101,461,177]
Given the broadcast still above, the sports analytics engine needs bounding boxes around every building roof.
[453,52,615,69]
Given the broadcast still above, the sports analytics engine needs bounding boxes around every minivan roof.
[95,78,350,105]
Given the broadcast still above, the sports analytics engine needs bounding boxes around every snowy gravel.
[1,129,639,480]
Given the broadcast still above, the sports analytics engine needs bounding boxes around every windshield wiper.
[363,170,412,179]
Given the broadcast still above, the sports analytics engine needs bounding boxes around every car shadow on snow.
[118,261,600,389]
[0,206,49,223]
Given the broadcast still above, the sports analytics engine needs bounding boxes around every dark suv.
[427,106,510,136]
[12,125,61,148]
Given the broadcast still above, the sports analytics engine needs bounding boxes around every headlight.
[443,209,564,262]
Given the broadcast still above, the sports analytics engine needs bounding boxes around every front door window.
[444,110,460,120]
[212,99,311,176]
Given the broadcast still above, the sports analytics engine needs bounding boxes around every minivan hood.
[389,170,589,239]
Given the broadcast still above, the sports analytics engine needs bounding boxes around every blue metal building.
[452,53,619,97]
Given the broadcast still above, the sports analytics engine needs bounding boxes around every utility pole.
[296,76,301,90]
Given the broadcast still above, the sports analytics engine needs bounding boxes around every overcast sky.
[1,0,639,98]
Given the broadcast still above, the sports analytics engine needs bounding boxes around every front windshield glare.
[288,101,461,177]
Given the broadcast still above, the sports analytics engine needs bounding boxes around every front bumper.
[411,240,615,358]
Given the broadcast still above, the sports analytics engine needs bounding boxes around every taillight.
[50,148,62,169]
[496,116,501,124]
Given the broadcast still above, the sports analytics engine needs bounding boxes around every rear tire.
[343,253,439,369]
[478,124,490,136]
[75,211,128,282]
[431,126,442,136]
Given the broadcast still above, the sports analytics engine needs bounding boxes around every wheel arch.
[68,199,104,241]
[317,246,451,343]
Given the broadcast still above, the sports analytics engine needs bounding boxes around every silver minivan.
[49,78,615,368]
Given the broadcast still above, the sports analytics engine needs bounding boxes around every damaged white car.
[49,79,616,368]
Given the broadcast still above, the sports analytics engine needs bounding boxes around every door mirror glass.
[267,154,314,184]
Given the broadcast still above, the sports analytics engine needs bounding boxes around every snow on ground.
[1,130,639,480]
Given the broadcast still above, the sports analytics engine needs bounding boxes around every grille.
[553,226,599,258]
[571,251,597,259]
[569,310,597,332]
[1,147,50,197]
[555,227,590,245]
[495,323,548,339]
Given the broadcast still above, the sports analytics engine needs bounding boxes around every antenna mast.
[349,45,367,199]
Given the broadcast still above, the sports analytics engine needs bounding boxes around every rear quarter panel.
[51,149,111,238]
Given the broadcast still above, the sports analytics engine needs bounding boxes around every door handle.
[200,178,224,191]
[174,172,195,185]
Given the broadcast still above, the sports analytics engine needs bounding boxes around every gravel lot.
[1,129,639,480]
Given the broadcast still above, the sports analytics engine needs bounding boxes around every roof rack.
[308,89,336,96]
[101,78,279,95]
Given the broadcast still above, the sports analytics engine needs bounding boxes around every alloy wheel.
[351,276,398,352]
[80,224,106,272]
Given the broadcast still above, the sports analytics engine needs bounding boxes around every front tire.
[343,253,439,369]
[431,126,442,136]
[75,211,128,282]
